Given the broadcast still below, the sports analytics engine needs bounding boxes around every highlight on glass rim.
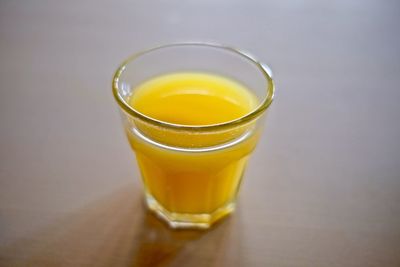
[113,43,275,229]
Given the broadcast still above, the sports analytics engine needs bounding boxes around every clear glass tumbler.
[112,43,274,229]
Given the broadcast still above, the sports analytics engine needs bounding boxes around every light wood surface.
[1,1,400,266]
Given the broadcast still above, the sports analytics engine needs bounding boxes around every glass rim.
[112,42,275,131]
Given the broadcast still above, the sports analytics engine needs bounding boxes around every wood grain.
[1,0,400,266]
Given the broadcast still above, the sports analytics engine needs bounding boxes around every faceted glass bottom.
[145,193,236,229]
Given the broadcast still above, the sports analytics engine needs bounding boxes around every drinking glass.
[112,43,274,229]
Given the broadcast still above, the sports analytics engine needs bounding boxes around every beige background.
[1,0,400,266]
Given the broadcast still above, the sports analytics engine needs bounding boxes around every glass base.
[145,194,235,229]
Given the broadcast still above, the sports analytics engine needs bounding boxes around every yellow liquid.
[126,72,260,221]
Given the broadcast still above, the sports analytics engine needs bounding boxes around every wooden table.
[1,1,400,266]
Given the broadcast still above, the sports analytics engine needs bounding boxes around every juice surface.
[129,72,257,127]
[127,72,260,215]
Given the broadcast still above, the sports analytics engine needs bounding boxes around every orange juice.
[126,72,260,220]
